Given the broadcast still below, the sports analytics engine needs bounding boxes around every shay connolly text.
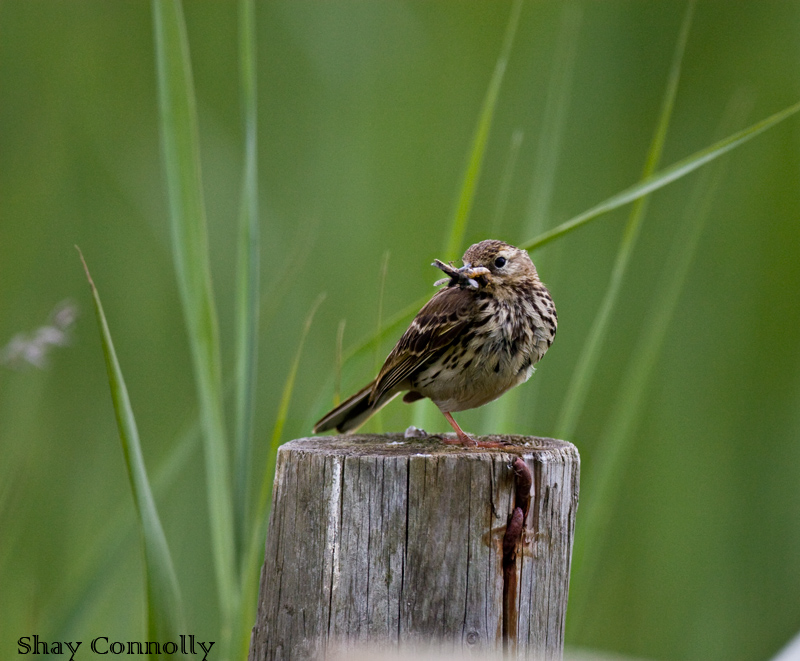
[18,635,215,660]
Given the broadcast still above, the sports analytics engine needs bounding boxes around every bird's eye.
[494,256,507,268]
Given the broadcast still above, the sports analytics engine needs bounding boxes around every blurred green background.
[2,2,800,660]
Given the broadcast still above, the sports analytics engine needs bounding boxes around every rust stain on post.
[502,457,533,653]
[512,456,532,520]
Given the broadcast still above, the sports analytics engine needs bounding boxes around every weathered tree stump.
[249,434,579,660]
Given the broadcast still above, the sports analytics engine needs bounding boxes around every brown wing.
[370,285,476,403]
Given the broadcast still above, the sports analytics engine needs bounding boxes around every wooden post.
[249,434,579,661]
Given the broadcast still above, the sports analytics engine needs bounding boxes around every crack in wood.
[502,457,533,654]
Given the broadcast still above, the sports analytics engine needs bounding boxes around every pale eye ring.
[494,256,507,268]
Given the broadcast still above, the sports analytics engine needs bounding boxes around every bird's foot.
[442,430,477,446]
[474,438,510,448]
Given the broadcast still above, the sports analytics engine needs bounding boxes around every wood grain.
[249,434,579,661]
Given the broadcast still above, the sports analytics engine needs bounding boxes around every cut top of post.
[281,433,577,459]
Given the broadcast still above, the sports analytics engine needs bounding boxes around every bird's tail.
[313,379,399,434]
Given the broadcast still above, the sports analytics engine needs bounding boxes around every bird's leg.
[442,411,508,448]
[442,412,477,446]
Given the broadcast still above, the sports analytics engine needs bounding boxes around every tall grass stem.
[242,294,326,655]
[443,0,524,260]
[567,92,753,635]
[521,98,800,254]
[233,0,260,569]
[79,249,185,645]
[523,2,582,240]
[151,0,238,652]
[555,0,696,440]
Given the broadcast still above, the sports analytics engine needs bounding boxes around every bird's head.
[456,240,538,289]
[432,240,538,290]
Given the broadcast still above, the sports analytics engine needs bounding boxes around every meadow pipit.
[314,240,557,446]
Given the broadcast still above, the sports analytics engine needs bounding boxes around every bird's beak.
[457,264,491,289]
[432,259,490,289]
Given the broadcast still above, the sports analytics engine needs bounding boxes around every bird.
[313,240,557,446]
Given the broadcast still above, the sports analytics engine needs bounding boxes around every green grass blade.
[49,413,199,641]
[151,0,238,647]
[332,59,800,438]
[567,93,753,635]
[325,291,429,429]
[257,293,326,522]
[334,319,346,406]
[555,0,695,440]
[78,249,185,648]
[372,251,390,432]
[307,296,421,432]
[342,293,427,367]
[240,293,326,659]
[233,0,260,570]
[374,251,390,377]
[443,0,524,260]
[258,217,319,331]
[485,2,582,436]
[490,128,524,237]
[523,1,582,239]
[520,97,800,253]
[331,0,524,431]
[305,293,421,431]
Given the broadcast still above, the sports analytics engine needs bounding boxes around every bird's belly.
[409,341,535,413]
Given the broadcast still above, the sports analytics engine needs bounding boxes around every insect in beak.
[432,259,491,289]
